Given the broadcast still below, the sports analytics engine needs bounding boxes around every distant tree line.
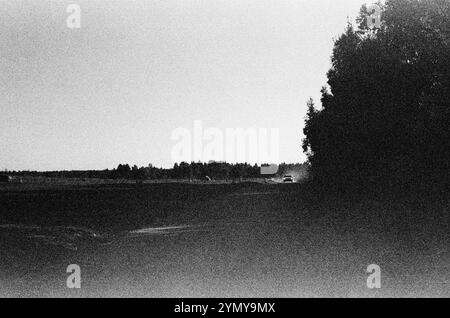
[303,0,450,192]
[8,162,309,181]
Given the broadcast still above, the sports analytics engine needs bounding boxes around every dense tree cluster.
[9,162,309,182]
[303,0,450,191]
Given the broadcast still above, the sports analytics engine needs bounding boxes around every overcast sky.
[0,0,370,171]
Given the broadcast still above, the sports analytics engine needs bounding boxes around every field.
[0,182,448,297]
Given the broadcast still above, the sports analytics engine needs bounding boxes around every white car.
[282,175,294,183]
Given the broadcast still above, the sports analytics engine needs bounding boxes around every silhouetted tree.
[303,0,450,191]
[116,164,131,178]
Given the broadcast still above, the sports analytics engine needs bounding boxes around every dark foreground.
[0,183,448,297]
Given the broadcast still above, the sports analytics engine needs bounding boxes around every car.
[282,175,294,183]
[0,174,12,183]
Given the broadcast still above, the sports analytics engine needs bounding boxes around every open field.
[0,182,448,297]
[0,177,275,192]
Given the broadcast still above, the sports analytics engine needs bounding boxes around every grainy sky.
[0,0,370,171]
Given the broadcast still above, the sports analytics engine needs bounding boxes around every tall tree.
[303,0,450,190]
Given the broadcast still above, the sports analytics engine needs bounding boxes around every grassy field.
[0,182,448,297]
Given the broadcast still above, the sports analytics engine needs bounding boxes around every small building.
[0,174,12,183]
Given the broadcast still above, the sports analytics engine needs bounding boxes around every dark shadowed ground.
[0,182,448,297]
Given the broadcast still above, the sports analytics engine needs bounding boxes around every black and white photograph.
[0,0,449,301]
